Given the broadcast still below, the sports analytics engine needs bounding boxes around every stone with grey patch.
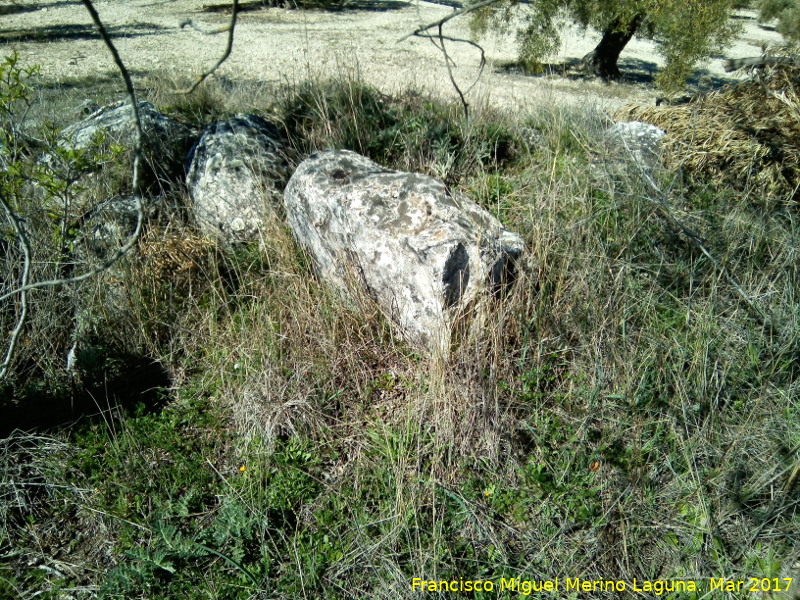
[284,149,524,351]
[186,114,289,243]
[605,121,666,170]
[60,101,196,192]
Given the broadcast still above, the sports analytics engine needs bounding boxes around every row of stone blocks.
[59,101,663,353]
[61,102,526,352]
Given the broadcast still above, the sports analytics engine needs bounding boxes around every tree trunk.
[581,14,643,80]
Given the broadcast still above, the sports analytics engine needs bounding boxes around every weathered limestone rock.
[605,121,666,170]
[186,115,289,243]
[60,101,195,190]
[284,150,524,350]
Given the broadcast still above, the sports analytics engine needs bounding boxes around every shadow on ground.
[0,22,169,44]
[202,0,409,12]
[34,69,150,90]
[0,356,172,437]
[0,3,38,17]
[496,56,737,97]
[496,57,590,79]
[685,69,736,92]
[0,1,86,17]
[495,57,661,83]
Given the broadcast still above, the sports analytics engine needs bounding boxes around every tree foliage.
[471,0,744,89]
[759,0,800,43]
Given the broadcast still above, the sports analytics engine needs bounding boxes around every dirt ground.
[0,0,785,115]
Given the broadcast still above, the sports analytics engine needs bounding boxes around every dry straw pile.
[616,65,800,204]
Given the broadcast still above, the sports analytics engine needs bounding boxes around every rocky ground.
[0,0,785,115]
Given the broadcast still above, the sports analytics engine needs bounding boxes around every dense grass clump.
[276,78,521,185]
[619,64,800,207]
[1,72,799,599]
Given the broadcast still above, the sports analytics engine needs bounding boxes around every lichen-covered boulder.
[284,149,524,351]
[60,101,195,190]
[186,115,289,243]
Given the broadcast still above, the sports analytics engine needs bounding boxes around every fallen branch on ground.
[723,55,798,72]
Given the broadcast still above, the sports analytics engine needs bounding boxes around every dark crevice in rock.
[442,243,469,308]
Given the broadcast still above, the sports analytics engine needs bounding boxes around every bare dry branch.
[418,27,486,117]
[401,0,491,118]
[0,0,147,378]
[175,0,240,94]
[437,24,468,118]
[397,0,501,43]
[0,196,32,380]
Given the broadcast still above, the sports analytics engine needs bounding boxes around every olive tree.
[470,0,746,88]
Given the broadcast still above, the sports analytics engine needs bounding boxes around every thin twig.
[0,3,146,379]
[438,24,469,118]
[0,2,145,309]
[399,0,491,118]
[0,2,147,377]
[0,0,144,301]
[417,29,486,97]
[397,0,501,43]
[175,0,240,94]
[0,195,32,380]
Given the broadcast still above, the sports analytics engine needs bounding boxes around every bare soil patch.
[0,0,785,114]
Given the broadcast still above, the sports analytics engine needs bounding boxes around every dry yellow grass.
[616,64,800,204]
